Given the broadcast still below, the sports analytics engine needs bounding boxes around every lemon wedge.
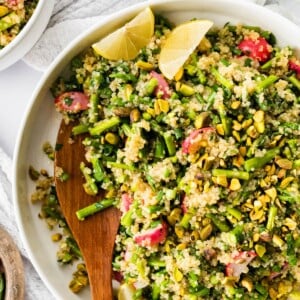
[92,7,154,60]
[159,19,213,80]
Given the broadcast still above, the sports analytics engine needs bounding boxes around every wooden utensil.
[0,226,24,300]
[55,120,121,300]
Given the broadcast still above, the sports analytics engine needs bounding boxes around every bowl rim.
[0,0,45,58]
[12,0,300,298]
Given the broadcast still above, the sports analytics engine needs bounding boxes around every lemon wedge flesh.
[159,19,213,80]
[92,7,154,60]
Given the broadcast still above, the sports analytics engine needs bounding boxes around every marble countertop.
[0,61,42,157]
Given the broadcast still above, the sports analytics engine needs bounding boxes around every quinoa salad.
[30,12,300,300]
[0,0,38,49]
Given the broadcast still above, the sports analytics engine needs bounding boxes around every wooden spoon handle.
[0,226,24,300]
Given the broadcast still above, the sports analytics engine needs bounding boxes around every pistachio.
[253,110,264,122]
[242,119,253,129]
[157,99,169,113]
[105,132,119,145]
[280,176,294,188]
[136,60,154,70]
[175,226,185,238]
[272,234,284,248]
[130,108,141,123]
[51,233,62,242]
[229,178,241,191]
[200,223,213,240]
[249,209,264,221]
[255,244,266,257]
[265,187,277,201]
[216,124,225,136]
[212,176,228,188]
[167,208,182,226]
[241,277,253,292]
[231,101,241,110]
[113,107,131,117]
[177,83,195,96]
[176,243,187,250]
[174,267,183,282]
[194,112,211,129]
[276,158,293,170]
[283,218,297,230]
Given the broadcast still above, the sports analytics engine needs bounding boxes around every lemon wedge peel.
[159,19,214,80]
[92,7,154,60]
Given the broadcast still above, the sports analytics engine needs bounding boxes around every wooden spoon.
[0,226,25,300]
[55,120,121,300]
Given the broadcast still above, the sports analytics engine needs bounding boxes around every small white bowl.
[0,0,54,71]
[13,0,300,299]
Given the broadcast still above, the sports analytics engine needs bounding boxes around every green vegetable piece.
[212,169,249,180]
[266,205,277,231]
[72,124,89,135]
[256,75,278,92]
[244,148,280,172]
[226,206,243,221]
[163,132,176,156]
[288,75,300,91]
[207,213,230,232]
[80,162,98,196]
[211,67,233,90]
[90,157,105,182]
[145,78,158,95]
[89,116,120,136]
[76,198,115,221]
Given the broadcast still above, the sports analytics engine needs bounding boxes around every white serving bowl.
[12,0,300,299]
[0,0,54,71]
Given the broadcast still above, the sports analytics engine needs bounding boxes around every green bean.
[179,212,193,229]
[76,198,115,221]
[244,148,280,172]
[106,161,136,171]
[89,116,120,136]
[163,132,176,156]
[72,124,89,135]
[145,78,158,95]
[211,67,233,90]
[217,104,231,136]
[207,213,230,232]
[109,72,137,83]
[121,209,134,227]
[226,206,243,221]
[80,162,98,196]
[266,205,277,231]
[206,90,216,109]
[90,157,105,182]
[154,137,166,159]
[256,75,278,92]
[288,75,300,91]
[148,257,166,268]
[212,169,249,180]
[89,94,99,123]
